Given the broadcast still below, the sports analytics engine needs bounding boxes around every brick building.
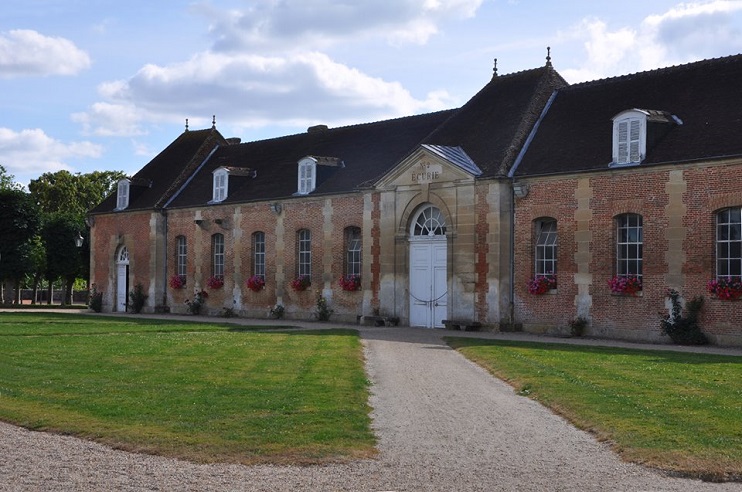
[88,54,742,346]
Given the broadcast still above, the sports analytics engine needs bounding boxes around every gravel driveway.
[1,322,739,491]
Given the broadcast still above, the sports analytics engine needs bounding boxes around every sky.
[2,0,742,188]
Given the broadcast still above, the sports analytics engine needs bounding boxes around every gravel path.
[1,322,740,491]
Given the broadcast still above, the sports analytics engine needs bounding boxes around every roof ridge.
[566,53,742,89]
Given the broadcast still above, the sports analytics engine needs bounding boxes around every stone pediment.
[375,145,482,190]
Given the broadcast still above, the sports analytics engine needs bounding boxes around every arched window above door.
[117,246,129,264]
[411,205,446,237]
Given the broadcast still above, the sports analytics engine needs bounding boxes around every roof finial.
[185,118,189,132]
[212,115,216,129]
[546,46,552,67]
[492,58,498,78]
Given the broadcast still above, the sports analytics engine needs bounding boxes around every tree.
[0,189,41,303]
[29,170,126,219]
[42,213,84,305]
[0,165,23,191]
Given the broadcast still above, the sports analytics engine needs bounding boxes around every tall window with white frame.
[252,231,265,279]
[534,218,557,277]
[716,207,742,279]
[297,160,315,195]
[297,229,311,278]
[176,235,187,285]
[616,213,643,279]
[211,233,225,280]
[345,226,362,277]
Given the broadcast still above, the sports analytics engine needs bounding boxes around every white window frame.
[716,207,742,278]
[345,227,362,277]
[616,213,643,278]
[176,235,187,283]
[535,218,557,276]
[612,110,647,166]
[212,167,228,202]
[252,231,266,279]
[297,157,316,195]
[116,179,130,210]
[212,233,225,279]
[298,229,311,277]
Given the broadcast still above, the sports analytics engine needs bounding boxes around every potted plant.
[527,274,557,294]
[608,275,642,295]
[707,276,742,300]
[291,275,311,291]
[339,274,361,291]
[206,275,224,289]
[246,275,265,292]
[169,274,185,289]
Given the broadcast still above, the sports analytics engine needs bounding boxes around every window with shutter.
[116,179,130,210]
[612,111,647,166]
[297,158,316,194]
[212,169,228,202]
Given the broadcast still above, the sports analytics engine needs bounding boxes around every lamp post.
[75,232,84,248]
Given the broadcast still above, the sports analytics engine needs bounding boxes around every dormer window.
[212,167,228,202]
[116,179,130,210]
[612,110,646,166]
[297,157,316,195]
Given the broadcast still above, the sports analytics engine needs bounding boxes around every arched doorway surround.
[409,205,447,328]
[115,246,129,312]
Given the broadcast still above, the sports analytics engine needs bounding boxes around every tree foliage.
[0,189,41,280]
[29,170,126,219]
[0,165,23,191]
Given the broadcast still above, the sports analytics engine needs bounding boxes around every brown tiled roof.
[166,110,455,208]
[514,54,742,177]
[423,65,568,178]
[90,128,227,213]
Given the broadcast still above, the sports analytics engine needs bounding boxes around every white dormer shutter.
[297,158,316,194]
[213,169,227,202]
[629,119,641,163]
[116,179,130,210]
[612,111,647,165]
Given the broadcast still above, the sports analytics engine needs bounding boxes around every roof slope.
[167,110,454,208]
[515,54,742,176]
[90,128,227,213]
[422,65,568,178]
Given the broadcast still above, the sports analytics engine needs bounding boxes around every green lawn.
[0,313,375,464]
[448,338,742,481]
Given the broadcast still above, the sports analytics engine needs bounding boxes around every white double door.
[409,239,447,328]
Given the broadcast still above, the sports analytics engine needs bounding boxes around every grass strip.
[0,313,375,464]
[447,338,742,482]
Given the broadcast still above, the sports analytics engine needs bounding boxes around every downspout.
[507,89,559,327]
[161,209,168,311]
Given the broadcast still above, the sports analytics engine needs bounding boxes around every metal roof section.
[421,144,482,176]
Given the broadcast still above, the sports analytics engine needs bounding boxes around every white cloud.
[0,128,103,180]
[559,1,742,83]
[71,103,146,137]
[196,0,483,51]
[94,50,455,131]
[0,29,91,78]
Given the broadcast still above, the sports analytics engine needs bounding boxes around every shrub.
[569,316,588,337]
[221,307,238,318]
[660,289,708,345]
[185,290,208,315]
[315,293,333,321]
[88,285,103,313]
[129,283,148,314]
[270,304,285,319]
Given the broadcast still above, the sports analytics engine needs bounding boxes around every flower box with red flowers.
[246,275,266,292]
[707,276,742,300]
[339,274,361,291]
[169,274,185,289]
[206,275,224,289]
[608,275,642,295]
[527,274,557,295]
[291,275,311,291]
